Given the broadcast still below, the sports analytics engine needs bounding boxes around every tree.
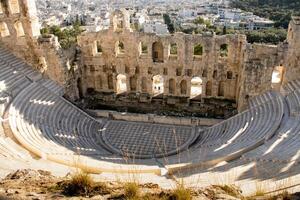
[163,14,175,33]
[40,23,84,49]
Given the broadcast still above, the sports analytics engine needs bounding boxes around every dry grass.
[61,171,94,196]
[170,183,192,200]
[124,182,140,200]
[57,171,108,197]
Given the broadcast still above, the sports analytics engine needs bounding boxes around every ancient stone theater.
[1,0,300,195]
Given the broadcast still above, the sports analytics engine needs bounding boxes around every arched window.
[0,2,3,14]
[14,21,25,37]
[130,76,137,91]
[140,42,148,55]
[152,42,164,62]
[116,41,125,55]
[96,41,102,54]
[9,0,20,14]
[218,81,225,96]
[169,43,177,55]
[213,70,218,79]
[180,80,187,95]
[169,78,176,94]
[0,22,10,37]
[220,44,228,57]
[152,75,164,95]
[194,44,203,56]
[113,11,125,32]
[272,66,284,84]
[206,81,212,96]
[116,74,127,94]
[190,77,203,98]
[227,71,233,79]
[108,74,114,90]
[141,77,148,93]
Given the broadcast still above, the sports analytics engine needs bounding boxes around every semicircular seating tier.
[161,91,285,171]
[0,48,72,177]
[169,80,300,193]
[2,46,300,190]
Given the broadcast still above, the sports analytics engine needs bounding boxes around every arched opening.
[169,43,177,56]
[9,0,20,14]
[116,41,125,55]
[141,77,148,93]
[130,76,137,91]
[96,41,102,54]
[108,74,114,90]
[227,71,233,79]
[213,70,218,79]
[152,42,164,62]
[206,81,212,96]
[14,21,25,37]
[0,2,3,14]
[271,66,284,89]
[113,12,125,32]
[169,78,176,94]
[180,80,187,95]
[117,19,124,29]
[139,42,148,55]
[116,74,127,94]
[152,75,164,96]
[218,81,225,97]
[0,22,10,37]
[194,43,203,56]
[220,44,228,57]
[190,77,203,98]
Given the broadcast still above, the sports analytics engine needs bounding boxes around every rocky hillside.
[0,169,299,200]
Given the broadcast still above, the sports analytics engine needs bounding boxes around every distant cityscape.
[37,0,274,34]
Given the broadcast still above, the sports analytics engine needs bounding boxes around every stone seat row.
[284,79,300,94]
[193,91,283,149]
[173,80,300,188]
[7,77,285,174]
[9,83,109,156]
[161,92,284,171]
[286,87,300,117]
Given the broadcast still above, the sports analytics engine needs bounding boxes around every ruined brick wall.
[0,0,77,99]
[236,43,285,110]
[284,17,300,84]
[77,10,249,117]
[77,10,300,115]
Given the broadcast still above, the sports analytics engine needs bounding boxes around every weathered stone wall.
[1,4,300,117]
[284,16,300,84]
[0,0,77,99]
[237,43,285,110]
[77,10,249,117]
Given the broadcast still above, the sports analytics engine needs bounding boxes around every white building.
[143,22,169,35]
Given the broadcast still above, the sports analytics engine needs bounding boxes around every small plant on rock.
[61,171,94,196]
[124,182,140,200]
[170,183,192,200]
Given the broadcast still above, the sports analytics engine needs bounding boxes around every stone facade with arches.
[0,4,299,118]
[77,9,255,117]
